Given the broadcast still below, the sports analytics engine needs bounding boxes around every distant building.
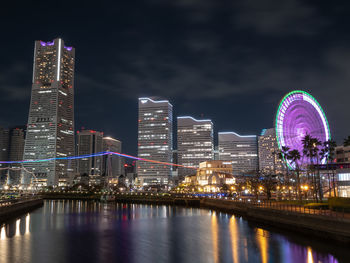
[77,130,103,185]
[336,145,350,163]
[102,137,124,178]
[0,127,9,184]
[258,128,283,174]
[8,127,25,185]
[23,38,75,187]
[336,145,350,197]
[177,116,213,178]
[218,132,258,175]
[137,97,173,186]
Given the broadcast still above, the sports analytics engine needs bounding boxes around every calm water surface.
[0,200,348,263]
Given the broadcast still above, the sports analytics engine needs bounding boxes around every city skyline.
[1,1,350,157]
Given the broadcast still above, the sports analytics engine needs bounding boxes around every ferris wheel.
[275,90,331,169]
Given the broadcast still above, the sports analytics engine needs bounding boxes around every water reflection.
[0,200,347,263]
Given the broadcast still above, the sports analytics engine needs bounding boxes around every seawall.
[0,198,44,223]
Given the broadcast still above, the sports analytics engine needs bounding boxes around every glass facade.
[177,116,213,178]
[23,38,75,186]
[137,98,173,185]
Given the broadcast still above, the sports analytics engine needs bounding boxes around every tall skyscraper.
[23,38,75,186]
[0,127,9,184]
[77,130,103,183]
[258,128,283,174]
[137,97,173,186]
[102,136,124,178]
[218,132,258,175]
[177,116,213,178]
[8,127,25,185]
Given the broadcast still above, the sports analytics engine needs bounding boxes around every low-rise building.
[184,160,235,192]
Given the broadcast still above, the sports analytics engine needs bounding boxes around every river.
[0,200,348,263]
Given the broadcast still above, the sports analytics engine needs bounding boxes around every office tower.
[8,127,25,185]
[23,38,75,187]
[102,136,124,178]
[0,127,9,184]
[258,128,283,174]
[77,130,103,184]
[177,116,213,178]
[218,132,258,175]
[137,97,173,186]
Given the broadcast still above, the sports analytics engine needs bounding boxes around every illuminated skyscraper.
[8,127,25,185]
[218,132,258,175]
[0,127,9,184]
[177,116,213,178]
[77,130,103,183]
[23,38,75,186]
[102,137,124,178]
[258,128,283,174]
[137,97,173,186]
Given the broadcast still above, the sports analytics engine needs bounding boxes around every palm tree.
[287,149,301,200]
[278,146,291,200]
[344,136,350,147]
[320,140,337,197]
[302,134,322,202]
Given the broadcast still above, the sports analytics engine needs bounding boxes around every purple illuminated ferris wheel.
[275,90,331,169]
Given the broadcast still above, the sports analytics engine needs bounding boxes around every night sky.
[1,0,349,155]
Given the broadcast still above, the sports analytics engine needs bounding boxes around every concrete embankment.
[0,198,43,223]
[113,196,350,244]
[200,199,350,244]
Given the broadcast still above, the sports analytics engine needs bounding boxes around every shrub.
[328,197,350,212]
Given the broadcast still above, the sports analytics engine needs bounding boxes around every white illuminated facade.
[23,38,75,186]
[177,116,213,177]
[102,137,124,178]
[337,170,350,197]
[258,128,283,174]
[218,132,258,175]
[137,97,173,185]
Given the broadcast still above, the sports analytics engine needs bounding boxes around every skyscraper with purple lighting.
[23,38,75,187]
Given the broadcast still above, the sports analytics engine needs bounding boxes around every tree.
[320,140,337,197]
[302,134,322,202]
[287,149,301,200]
[260,172,277,200]
[278,146,291,200]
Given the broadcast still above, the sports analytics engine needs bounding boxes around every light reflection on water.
[0,200,346,263]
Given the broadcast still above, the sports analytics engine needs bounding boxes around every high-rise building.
[0,127,9,184]
[258,128,283,174]
[137,97,173,186]
[77,130,103,184]
[23,38,75,187]
[218,132,258,175]
[8,127,25,185]
[177,116,213,178]
[102,137,124,178]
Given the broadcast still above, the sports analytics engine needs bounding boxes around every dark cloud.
[0,0,349,155]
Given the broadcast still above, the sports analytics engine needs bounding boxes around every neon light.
[0,152,196,169]
[275,90,331,169]
[218,132,256,138]
[57,38,61,81]
[177,116,212,122]
[139,97,173,106]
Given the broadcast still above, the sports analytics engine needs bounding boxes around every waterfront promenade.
[0,197,43,223]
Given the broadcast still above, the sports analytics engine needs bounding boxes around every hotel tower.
[23,38,75,186]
